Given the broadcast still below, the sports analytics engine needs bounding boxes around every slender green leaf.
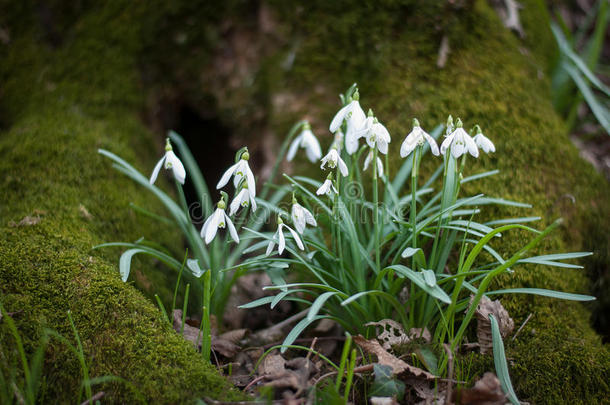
[486,288,595,301]
[490,314,520,405]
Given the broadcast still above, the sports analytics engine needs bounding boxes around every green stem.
[373,147,380,273]
[201,270,212,362]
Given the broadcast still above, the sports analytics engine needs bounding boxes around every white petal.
[286,136,302,161]
[232,160,246,188]
[266,237,276,256]
[200,210,215,238]
[377,136,388,154]
[246,167,256,197]
[349,101,366,126]
[166,151,186,184]
[225,212,240,243]
[292,204,306,234]
[331,183,338,194]
[440,135,454,155]
[316,180,330,195]
[423,133,440,156]
[465,134,479,158]
[286,225,305,250]
[149,156,166,184]
[400,133,417,158]
[451,140,465,158]
[363,151,373,171]
[345,130,360,155]
[338,157,349,177]
[278,224,286,254]
[204,209,223,244]
[303,207,317,227]
[302,130,322,162]
[217,161,239,189]
[329,104,350,133]
[229,189,246,216]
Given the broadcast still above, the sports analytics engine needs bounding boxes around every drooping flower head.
[356,109,391,154]
[291,194,317,234]
[150,138,186,185]
[217,148,256,196]
[363,150,384,177]
[440,118,479,159]
[287,122,323,163]
[330,90,367,155]
[229,183,257,216]
[316,172,338,196]
[320,147,349,177]
[400,118,440,158]
[200,192,239,245]
[330,129,344,153]
[266,214,305,256]
[472,125,496,154]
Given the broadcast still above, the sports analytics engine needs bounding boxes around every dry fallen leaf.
[353,335,434,380]
[8,215,42,227]
[472,296,514,354]
[453,372,508,405]
[366,319,410,350]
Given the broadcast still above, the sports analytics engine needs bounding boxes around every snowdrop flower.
[440,118,479,159]
[316,173,338,196]
[400,119,440,157]
[266,215,305,256]
[363,150,384,177]
[229,185,257,216]
[291,195,317,234]
[320,147,349,177]
[356,110,391,154]
[150,138,186,185]
[472,125,496,154]
[217,149,256,196]
[287,122,322,163]
[330,90,366,155]
[200,194,239,244]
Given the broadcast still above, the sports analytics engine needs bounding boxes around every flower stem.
[373,147,380,273]
[201,269,212,362]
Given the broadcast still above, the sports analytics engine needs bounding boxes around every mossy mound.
[0,1,243,403]
[1,0,609,403]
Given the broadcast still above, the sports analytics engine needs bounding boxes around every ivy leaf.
[370,364,405,400]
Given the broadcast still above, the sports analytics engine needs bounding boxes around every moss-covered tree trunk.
[1,0,608,403]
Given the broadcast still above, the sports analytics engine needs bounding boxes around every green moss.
[0,1,245,402]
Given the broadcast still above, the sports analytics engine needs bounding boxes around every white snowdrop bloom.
[291,198,317,234]
[472,126,496,154]
[357,112,391,154]
[330,91,367,155]
[266,216,305,256]
[229,185,257,216]
[400,119,440,157]
[286,122,322,163]
[363,150,384,177]
[320,148,349,177]
[440,119,479,159]
[316,175,338,196]
[150,138,186,185]
[200,199,239,245]
[217,150,256,196]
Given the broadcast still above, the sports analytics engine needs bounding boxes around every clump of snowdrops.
[98,83,594,370]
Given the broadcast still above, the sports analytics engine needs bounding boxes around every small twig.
[511,313,533,342]
[263,335,346,350]
[244,375,266,392]
[79,391,105,405]
[443,344,454,405]
[313,364,374,386]
[305,337,318,361]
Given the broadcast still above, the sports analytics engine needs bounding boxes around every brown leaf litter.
[472,296,514,354]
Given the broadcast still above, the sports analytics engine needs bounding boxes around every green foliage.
[370,364,405,400]
[551,0,610,134]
